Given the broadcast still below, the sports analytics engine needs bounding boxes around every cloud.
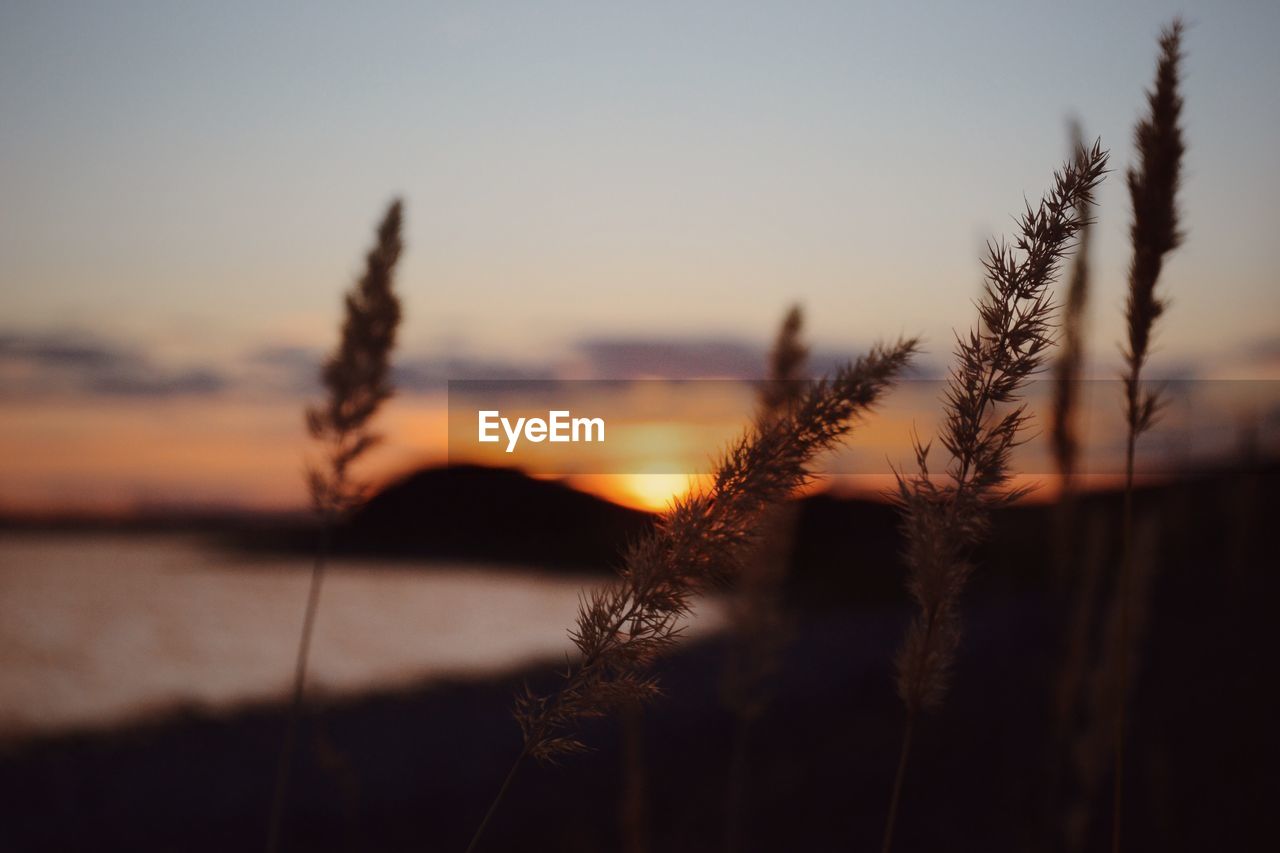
[573,336,945,380]
[574,338,762,379]
[0,334,120,367]
[0,330,228,398]
[242,345,324,395]
[1243,334,1280,364]
[87,367,228,397]
[243,345,558,396]
[396,356,559,389]
[247,337,862,390]
[0,327,948,400]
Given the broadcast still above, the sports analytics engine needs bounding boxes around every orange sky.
[2,377,1270,515]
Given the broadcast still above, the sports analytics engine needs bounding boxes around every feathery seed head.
[894,145,1107,715]
[305,199,404,519]
[1124,19,1185,435]
[518,338,918,760]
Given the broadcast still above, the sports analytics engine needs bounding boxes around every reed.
[1113,20,1185,853]
[880,145,1107,853]
[1044,122,1097,830]
[721,304,810,852]
[1069,510,1161,852]
[464,337,918,852]
[1051,119,1093,518]
[265,199,404,853]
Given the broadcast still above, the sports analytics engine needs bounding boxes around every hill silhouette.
[330,465,906,588]
[334,465,654,571]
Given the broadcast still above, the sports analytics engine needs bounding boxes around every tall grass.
[464,338,918,852]
[880,145,1107,853]
[1045,122,1097,827]
[1113,20,1185,853]
[1067,510,1162,852]
[1051,119,1094,538]
[265,199,404,853]
[721,304,810,851]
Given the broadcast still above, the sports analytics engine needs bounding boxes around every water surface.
[0,532,723,737]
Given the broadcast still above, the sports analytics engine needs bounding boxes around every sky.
[1,1,1277,511]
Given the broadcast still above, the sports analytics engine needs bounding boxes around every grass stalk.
[515,339,917,764]
[1113,21,1184,851]
[1112,431,1135,853]
[722,305,810,851]
[461,339,917,845]
[620,701,648,853]
[265,199,404,853]
[265,525,330,853]
[880,711,915,853]
[464,748,528,853]
[1043,121,1097,837]
[1050,119,1093,583]
[883,144,1107,853]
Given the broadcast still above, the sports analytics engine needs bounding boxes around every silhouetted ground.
[1,462,1276,852]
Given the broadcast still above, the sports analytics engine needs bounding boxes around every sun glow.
[611,473,699,512]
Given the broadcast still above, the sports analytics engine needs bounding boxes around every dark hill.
[329,464,905,586]
[335,465,655,571]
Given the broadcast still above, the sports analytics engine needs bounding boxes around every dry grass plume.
[266,198,405,853]
[522,340,916,760]
[1051,120,1094,506]
[464,338,918,852]
[305,199,406,519]
[721,304,811,852]
[1113,20,1185,853]
[880,145,1108,853]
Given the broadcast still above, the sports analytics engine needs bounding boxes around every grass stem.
[465,749,527,853]
[1112,427,1136,853]
[880,711,915,853]
[266,523,330,853]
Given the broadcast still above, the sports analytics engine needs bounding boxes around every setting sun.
[609,472,700,512]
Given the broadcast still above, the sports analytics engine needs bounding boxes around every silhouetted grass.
[1114,20,1185,853]
[266,198,404,853]
[881,144,1108,853]
[464,339,918,852]
[721,304,810,852]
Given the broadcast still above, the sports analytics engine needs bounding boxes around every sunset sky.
[2,1,1277,512]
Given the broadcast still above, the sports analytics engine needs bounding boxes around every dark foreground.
[1,464,1276,852]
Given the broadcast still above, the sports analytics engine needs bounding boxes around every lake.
[0,532,724,738]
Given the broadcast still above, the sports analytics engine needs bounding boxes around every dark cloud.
[0,332,121,367]
[0,329,228,399]
[243,345,324,395]
[575,336,945,380]
[0,328,954,401]
[87,367,227,397]
[247,345,319,371]
[575,338,764,379]
[395,356,558,390]
[242,346,558,395]
[1244,334,1280,363]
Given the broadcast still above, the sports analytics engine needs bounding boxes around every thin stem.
[465,749,527,853]
[266,522,330,853]
[1112,424,1136,853]
[881,712,916,853]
